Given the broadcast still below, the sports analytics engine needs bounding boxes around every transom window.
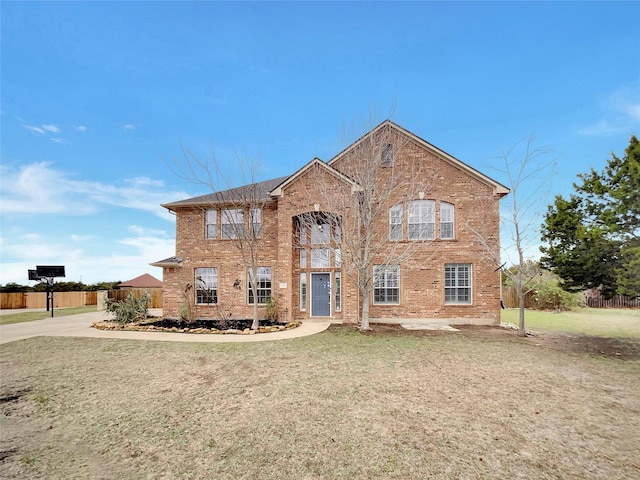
[373,265,400,304]
[444,263,472,304]
[248,266,272,305]
[195,267,218,304]
[408,200,435,240]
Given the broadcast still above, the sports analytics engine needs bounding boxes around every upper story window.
[389,204,403,240]
[195,267,218,304]
[311,223,330,244]
[250,208,261,238]
[441,202,455,239]
[206,209,217,239]
[408,200,435,240]
[381,143,394,166]
[389,200,455,241]
[221,208,244,239]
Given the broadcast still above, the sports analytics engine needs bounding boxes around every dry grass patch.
[1,325,639,479]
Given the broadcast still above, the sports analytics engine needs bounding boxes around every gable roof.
[269,158,362,197]
[118,273,162,288]
[162,176,289,210]
[328,120,510,196]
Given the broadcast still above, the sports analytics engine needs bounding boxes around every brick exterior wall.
[159,123,505,325]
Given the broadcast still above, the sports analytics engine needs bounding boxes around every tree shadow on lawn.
[333,323,640,361]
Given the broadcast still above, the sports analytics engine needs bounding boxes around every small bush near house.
[104,292,150,324]
[532,280,584,311]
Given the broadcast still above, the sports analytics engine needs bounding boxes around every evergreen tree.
[541,136,640,298]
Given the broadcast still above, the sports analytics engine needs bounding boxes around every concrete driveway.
[0,310,331,345]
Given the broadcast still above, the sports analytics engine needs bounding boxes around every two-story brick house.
[152,121,509,326]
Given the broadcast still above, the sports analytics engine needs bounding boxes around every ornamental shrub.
[105,292,151,324]
[532,280,583,311]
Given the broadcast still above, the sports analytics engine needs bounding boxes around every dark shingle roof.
[162,176,290,209]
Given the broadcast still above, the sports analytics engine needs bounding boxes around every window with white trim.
[389,204,403,240]
[441,202,454,239]
[251,208,261,238]
[300,249,307,268]
[335,272,341,311]
[195,267,218,304]
[373,265,400,304]
[221,208,244,239]
[311,248,330,268]
[408,200,435,240]
[206,209,217,239]
[300,273,307,311]
[248,267,271,305]
[444,263,472,304]
[381,143,393,166]
[311,223,330,244]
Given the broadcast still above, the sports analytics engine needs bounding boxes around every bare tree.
[171,147,280,330]
[468,136,555,336]
[295,121,440,331]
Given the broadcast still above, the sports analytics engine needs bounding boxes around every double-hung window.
[444,263,472,304]
[206,209,217,239]
[221,208,244,239]
[373,265,400,304]
[389,204,403,240]
[248,267,272,305]
[441,202,454,239]
[408,200,435,240]
[195,267,218,304]
[250,208,261,238]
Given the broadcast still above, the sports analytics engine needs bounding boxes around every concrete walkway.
[0,310,331,345]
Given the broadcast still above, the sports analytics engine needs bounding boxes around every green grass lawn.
[501,307,640,337]
[0,306,97,325]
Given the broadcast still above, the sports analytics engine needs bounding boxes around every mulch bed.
[92,318,302,335]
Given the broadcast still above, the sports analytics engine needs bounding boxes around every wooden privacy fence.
[501,286,536,309]
[1,289,162,310]
[106,289,163,308]
[586,294,640,309]
[0,291,98,309]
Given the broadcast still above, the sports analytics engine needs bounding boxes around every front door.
[311,273,331,317]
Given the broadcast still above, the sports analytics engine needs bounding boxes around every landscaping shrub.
[104,292,151,324]
[532,280,584,311]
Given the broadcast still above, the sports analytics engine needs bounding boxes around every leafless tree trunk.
[171,147,274,330]
[295,120,440,331]
[468,135,554,336]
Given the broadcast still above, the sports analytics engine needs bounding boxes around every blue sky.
[1,1,638,285]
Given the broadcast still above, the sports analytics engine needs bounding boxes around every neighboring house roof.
[162,176,290,210]
[150,256,183,268]
[328,120,510,197]
[118,273,163,288]
[269,158,363,197]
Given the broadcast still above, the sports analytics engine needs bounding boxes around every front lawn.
[1,324,638,479]
[501,307,640,338]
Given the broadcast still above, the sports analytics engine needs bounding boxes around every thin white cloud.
[75,125,88,132]
[22,124,47,135]
[123,123,141,132]
[42,124,62,134]
[0,161,188,219]
[578,85,640,136]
